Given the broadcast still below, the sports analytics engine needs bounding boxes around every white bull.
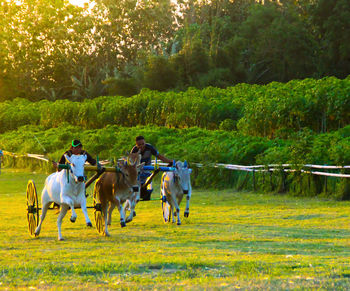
[35,154,92,240]
[161,160,192,225]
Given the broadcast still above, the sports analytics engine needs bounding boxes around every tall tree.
[0,0,94,100]
[91,0,178,69]
[238,2,317,83]
[311,0,350,78]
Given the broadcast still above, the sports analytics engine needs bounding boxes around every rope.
[2,149,350,179]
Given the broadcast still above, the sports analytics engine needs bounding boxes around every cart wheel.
[161,196,171,223]
[93,181,105,235]
[26,180,39,237]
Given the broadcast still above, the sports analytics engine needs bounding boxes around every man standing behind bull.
[131,136,172,200]
[53,139,97,170]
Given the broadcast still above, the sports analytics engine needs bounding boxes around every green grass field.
[1,168,350,290]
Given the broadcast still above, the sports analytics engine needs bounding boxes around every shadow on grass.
[170,224,350,256]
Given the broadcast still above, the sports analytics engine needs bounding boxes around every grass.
[0,168,350,289]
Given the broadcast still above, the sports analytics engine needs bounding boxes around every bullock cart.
[26,164,176,237]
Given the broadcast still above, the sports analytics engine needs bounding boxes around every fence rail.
[1,150,350,178]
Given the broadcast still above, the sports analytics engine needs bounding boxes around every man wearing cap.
[130,135,172,200]
[53,139,97,170]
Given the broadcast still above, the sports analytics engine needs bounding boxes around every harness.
[62,156,87,184]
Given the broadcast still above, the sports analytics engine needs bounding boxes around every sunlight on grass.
[0,169,350,289]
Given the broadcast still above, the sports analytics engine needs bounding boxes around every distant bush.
[1,76,349,137]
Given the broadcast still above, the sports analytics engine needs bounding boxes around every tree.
[143,55,178,91]
[238,2,317,83]
[311,0,350,78]
[0,0,95,100]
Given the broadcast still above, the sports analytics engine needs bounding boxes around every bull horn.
[64,154,72,165]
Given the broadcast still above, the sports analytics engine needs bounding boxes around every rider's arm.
[157,154,172,164]
[85,151,97,166]
[149,145,172,164]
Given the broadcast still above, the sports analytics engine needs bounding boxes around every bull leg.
[80,197,92,227]
[124,199,131,211]
[124,200,133,223]
[125,196,137,223]
[107,202,116,226]
[171,205,176,223]
[171,195,181,225]
[166,195,176,224]
[161,179,170,223]
[57,204,69,241]
[61,195,77,223]
[69,202,77,223]
[34,201,50,236]
[103,203,110,237]
[112,197,126,227]
[184,192,191,218]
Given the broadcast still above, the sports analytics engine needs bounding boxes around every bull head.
[64,154,87,183]
[174,160,191,194]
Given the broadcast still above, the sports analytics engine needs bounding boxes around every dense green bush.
[1,76,349,137]
[1,124,350,199]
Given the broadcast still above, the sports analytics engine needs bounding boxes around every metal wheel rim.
[26,180,39,237]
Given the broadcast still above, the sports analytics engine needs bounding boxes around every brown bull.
[94,153,143,236]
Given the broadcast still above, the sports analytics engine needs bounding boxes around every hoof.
[70,217,76,223]
[120,221,126,228]
[58,237,65,241]
[133,211,136,217]
[86,222,92,227]
[104,232,111,237]
[126,218,132,223]
[177,222,181,225]
[184,212,189,217]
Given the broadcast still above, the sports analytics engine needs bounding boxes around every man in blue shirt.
[131,136,172,200]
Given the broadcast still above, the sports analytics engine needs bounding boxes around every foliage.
[1,0,350,100]
[2,124,350,198]
[0,76,348,137]
[143,55,178,91]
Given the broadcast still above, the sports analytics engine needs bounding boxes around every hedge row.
[1,76,349,137]
[1,124,350,199]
